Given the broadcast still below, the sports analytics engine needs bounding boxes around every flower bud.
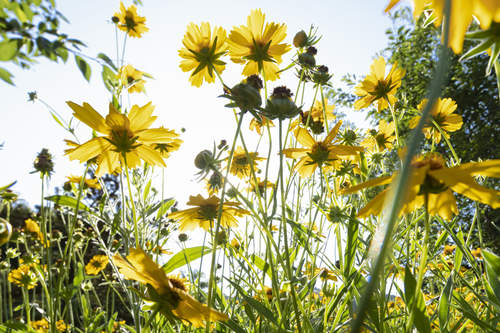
[194,150,213,170]
[293,30,307,48]
[33,148,54,177]
[178,233,188,242]
[262,86,301,120]
[0,218,12,246]
[221,78,262,113]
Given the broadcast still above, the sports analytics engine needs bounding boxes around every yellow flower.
[354,57,405,112]
[119,64,146,93]
[362,120,396,152]
[386,0,500,54]
[114,2,148,38]
[168,194,249,231]
[113,247,228,327]
[66,175,101,190]
[409,97,463,144]
[292,98,336,134]
[8,264,38,289]
[228,9,290,81]
[85,254,109,275]
[31,318,49,333]
[229,146,265,179]
[25,218,49,247]
[179,22,227,87]
[471,247,482,258]
[56,320,67,332]
[341,153,500,220]
[282,121,364,178]
[65,102,181,177]
[443,244,456,255]
[249,116,274,135]
[248,177,274,194]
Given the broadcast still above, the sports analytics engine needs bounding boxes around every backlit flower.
[409,97,462,144]
[65,102,181,177]
[292,98,336,134]
[362,120,396,152]
[119,64,146,93]
[179,22,227,87]
[354,57,405,112]
[249,116,274,135]
[229,146,265,179]
[282,121,364,178]
[341,153,500,220]
[114,2,148,38]
[66,175,101,190]
[385,0,500,54]
[113,247,228,327]
[85,254,109,275]
[168,194,249,231]
[228,9,291,81]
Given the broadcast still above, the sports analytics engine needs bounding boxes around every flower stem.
[431,119,460,165]
[386,97,400,149]
[123,159,140,248]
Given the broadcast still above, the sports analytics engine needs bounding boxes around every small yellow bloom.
[282,121,364,178]
[114,2,148,38]
[8,264,38,289]
[354,57,405,112]
[168,194,249,231]
[362,120,396,152]
[179,22,227,87]
[230,238,241,249]
[228,9,291,81]
[291,98,336,134]
[85,254,109,275]
[25,218,49,247]
[119,64,146,93]
[66,175,101,190]
[229,146,265,179]
[443,244,456,255]
[409,97,463,144]
[471,247,482,258]
[249,116,274,135]
[248,177,274,195]
[31,318,49,333]
[113,248,228,327]
[65,102,182,177]
[56,320,67,332]
[342,153,500,220]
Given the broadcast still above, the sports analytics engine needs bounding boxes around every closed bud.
[293,30,307,48]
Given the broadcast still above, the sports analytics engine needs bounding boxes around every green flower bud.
[293,30,308,48]
[262,86,301,120]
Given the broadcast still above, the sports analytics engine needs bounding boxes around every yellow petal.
[294,127,315,148]
[341,175,394,195]
[67,137,111,163]
[67,101,109,134]
[172,289,228,328]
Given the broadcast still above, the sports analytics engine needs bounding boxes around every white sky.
[0,0,396,207]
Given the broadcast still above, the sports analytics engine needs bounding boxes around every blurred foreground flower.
[65,175,101,190]
[113,2,148,38]
[168,194,249,231]
[228,9,290,81]
[0,217,12,246]
[179,22,227,87]
[113,248,228,327]
[65,102,181,177]
[354,57,405,112]
[342,153,500,219]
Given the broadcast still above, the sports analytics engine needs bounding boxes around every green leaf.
[142,179,152,201]
[97,52,117,71]
[0,181,16,192]
[404,265,431,333]
[0,66,14,85]
[0,40,18,61]
[45,195,90,212]
[220,319,246,333]
[75,54,91,81]
[155,198,175,219]
[250,254,271,278]
[482,249,500,303]
[101,65,116,93]
[344,217,359,276]
[55,46,69,63]
[438,273,453,332]
[162,246,211,274]
[454,229,463,273]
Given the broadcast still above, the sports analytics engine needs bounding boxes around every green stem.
[386,97,400,149]
[124,159,140,249]
[431,119,460,165]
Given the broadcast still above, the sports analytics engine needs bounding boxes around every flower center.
[198,204,218,220]
[308,142,330,165]
[108,129,140,155]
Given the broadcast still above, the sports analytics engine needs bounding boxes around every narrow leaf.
[162,246,211,274]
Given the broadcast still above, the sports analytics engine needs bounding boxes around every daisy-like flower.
[229,146,265,179]
[385,0,500,54]
[341,153,500,220]
[8,264,38,289]
[248,177,274,195]
[113,247,228,328]
[354,57,405,112]
[228,9,291,81]
[25,218,49,247]
[85,254,109,275]
[168,194,249,231]
[31,318,49,333]
[179,22,228,87]
[282,121,364,178]
[249,116,274,135]
[409,97,463,144]
[65,102,181,177]
[66,175,101,190]
[443,244,456,256]
[119,64,146,94]
[292,98,336,134]
[113,2,149,38]
[362,120,396,152]
[471,247,482,258]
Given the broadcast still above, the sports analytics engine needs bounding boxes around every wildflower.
[229,146,265,179]
[113,247,228,327]
[409,98,463,144]
[362,120,396,152]
[85,254,109,275]
[293,30,308,48]
[230,238,241,250]
[153,136,182,159]
[56,320,67,332]
[206,171,223,195]
[66,175,101,190]
[292,98,335,134]
[341,153,500,220]
[25,218,49,247]
[119,64,146,93]
[282,121,364,178]
[31,318,49,332]
[65,102,181,177]
[443,244,456,256]
[249,177,274,195]
[262,86,301,120]
[354,57,405,112]
[0,217,12,246]
[471,247,482,258]
[8,264,38,289]
[298,46,317,68]
[221,76,262,113]
[33,148,54,177]
[385,0,500,54]
[168,194,249,231]
[179,22,227,87]
[113,2,148,38]
[249,116,274,135]
[228,9,290,81]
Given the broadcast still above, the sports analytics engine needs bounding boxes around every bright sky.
[0,0,395,207]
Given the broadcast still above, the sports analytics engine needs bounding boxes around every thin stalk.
[124,159,140,248]
[386,97,400,149]
[431,119,460,165]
